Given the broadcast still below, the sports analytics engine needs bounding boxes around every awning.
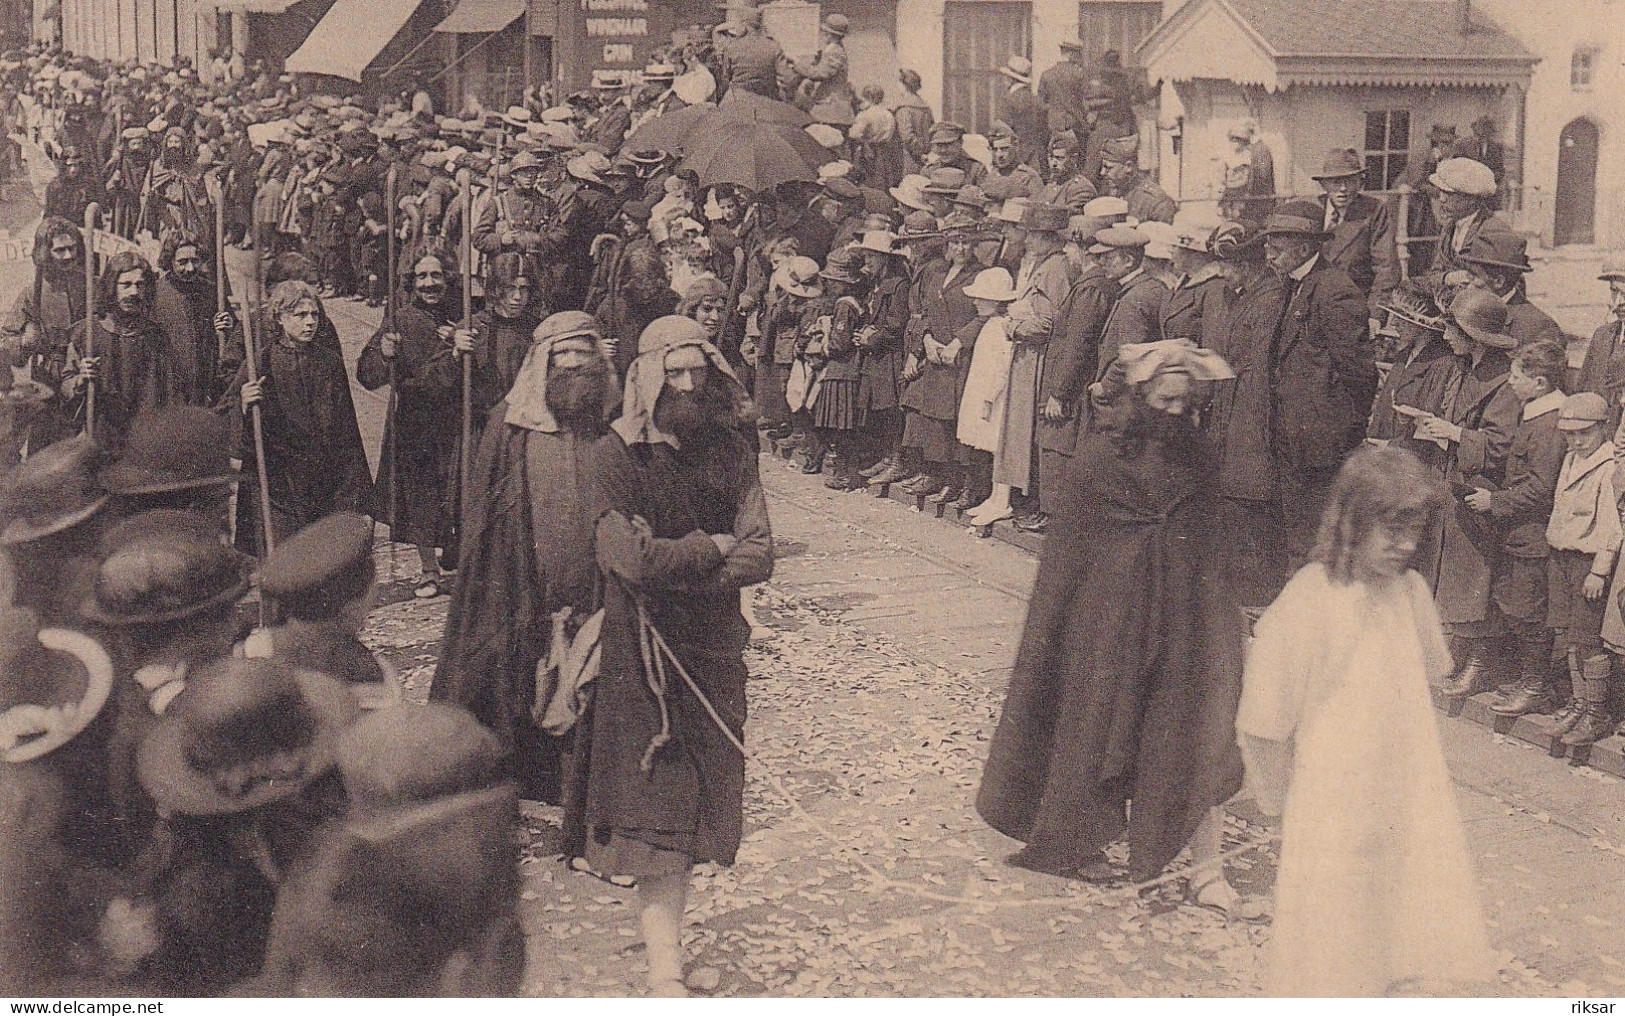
[434,0,524,34]
[199,0,303,12]
[285,0,423,82]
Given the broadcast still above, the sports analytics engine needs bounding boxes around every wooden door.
[1555,116,1599,246]
[942,0,1031,134]
[1075,0,1161,70]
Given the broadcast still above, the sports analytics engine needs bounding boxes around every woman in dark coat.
[977,339,1259,915]
[901,228,977,499]
[233,281,375,554]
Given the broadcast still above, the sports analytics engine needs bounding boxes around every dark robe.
[976,428,1245,882]
[64,314,184,452]
[151,272,242,407]
[469,310,543,421]
[230,333,375,554]
[357,300,461,549]
[568,428,772,867]
[431,402,604,802]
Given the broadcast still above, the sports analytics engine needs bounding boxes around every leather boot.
[1440,640,1494,697]
[1493,630,1557,715]
[859,455,894,479]
[1561,654,1615,747]
[1551,648,1586,735]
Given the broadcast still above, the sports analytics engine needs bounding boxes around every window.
[1363,109,1411,191]
[1572,46,1597,89]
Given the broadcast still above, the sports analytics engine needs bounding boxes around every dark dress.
[976,428,1246,882]
[568,428,772,869]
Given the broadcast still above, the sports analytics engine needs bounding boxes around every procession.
[0,0,1621,1000]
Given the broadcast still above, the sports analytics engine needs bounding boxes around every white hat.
[1429,157,1497,198]
[995,197,1031,225]
[1082,195,1129,220]
[961,267,1018,302]
[1139,221,1180,260]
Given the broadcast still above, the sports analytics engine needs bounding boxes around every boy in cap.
[1542,392,1622,746]
[1458,341,1567,718]
[245,512,398,710]
[256,703,522,996]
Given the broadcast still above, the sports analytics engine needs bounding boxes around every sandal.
[1188,874,1269,922]
[413,577,441,599]
[569,855,636,889]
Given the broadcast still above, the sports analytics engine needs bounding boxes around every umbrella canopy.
[715,89,811,127]
[622,101,715,156]
[680,114,830,191]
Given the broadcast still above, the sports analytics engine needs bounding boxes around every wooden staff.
[241,248,275,568]
[457,167,474,522]
[81,202,97,440]
[383,162,401,582]
[209,173,228,393]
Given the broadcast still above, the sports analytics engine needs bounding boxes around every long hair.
[32,216,83,271]
[1312,445,1448,585]
[157,231,211,276]
[396,237,462,305]
[97,251,156,315]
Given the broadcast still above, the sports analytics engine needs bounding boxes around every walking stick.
[457,167,474,525]
[383,162,400,583]
[81,202,97,440]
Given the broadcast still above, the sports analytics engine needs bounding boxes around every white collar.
[1572,441,1616,475]
[1118,266,1145,288]
[1288,252,1319,282]
[1522,389,1565,422]
[133,661,188,715]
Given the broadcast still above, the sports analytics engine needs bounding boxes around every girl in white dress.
[1237,446,1497,996]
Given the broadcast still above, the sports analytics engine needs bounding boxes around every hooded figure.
[2,217,88,453]
[568,315,772,994]
[978,341,1256,906]
[431,312,618,801]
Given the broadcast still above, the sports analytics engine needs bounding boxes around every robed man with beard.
[152,233,240,406]
[430,312,618,802]
[568,315,773,996]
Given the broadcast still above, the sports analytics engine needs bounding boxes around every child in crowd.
[956,267,1018,525]
[1237,445,1496,996]
[1544,392,1622,746]
[1463,340,1567,718]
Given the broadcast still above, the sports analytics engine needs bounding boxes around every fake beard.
[653,385,731,441]
[544,362,613,431]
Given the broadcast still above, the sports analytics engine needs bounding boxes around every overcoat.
[1268,258,1376,474]
[1319,192,1399,316]
[1038,270,1117,455]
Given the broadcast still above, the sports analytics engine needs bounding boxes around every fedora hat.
[821,13,848,36]
[566,150,612,185]
[0,608,116,764]
[590,71,626,91]
[101,409,238,497]
[1460,231,1533,273]
[1019,202,1069,234]
[962,267,1017,302]
[1311,147,1365,181]
[137,657,358,817]
[1089,224,1149,256]
[951,184,988,209]
[889,174,934,212]
[1139,220,1180,260]
[922,166,967,195]
[997,56,1033,85]
[1447,287,1517,350]
[774,256,824,299]
[0,434,108,547]
[82,511,253,626]
[1261,200,1333,240]
[500,105,532,128]
[1598,262,1625,284]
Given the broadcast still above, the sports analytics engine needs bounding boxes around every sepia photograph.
[0,0,1620,999]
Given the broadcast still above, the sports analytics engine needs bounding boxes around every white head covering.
[503,312,609,433]
[1116,338,1235,386]
[611,316,744,449]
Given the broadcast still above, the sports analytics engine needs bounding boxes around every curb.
[766,439,1625,781]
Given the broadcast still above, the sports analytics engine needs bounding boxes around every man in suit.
[1576,263,1625,416]
[1037,38,1090,140]
[996,56,1047,172]
[1260,201,1377,567]
[1459,231,1563,349]
[1312,147,1399,326]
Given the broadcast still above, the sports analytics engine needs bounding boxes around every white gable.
[1142,0,1281,92]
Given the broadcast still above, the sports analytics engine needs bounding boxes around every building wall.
[1160,79,1505,206]
[1472,0,1624,247]
[58,0,222,68]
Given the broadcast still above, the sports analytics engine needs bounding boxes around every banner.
[87,228,161,264]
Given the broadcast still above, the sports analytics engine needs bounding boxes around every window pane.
[1365,111,1387,151]
[1389,110,1410,151]
[1386,152,1408,190]
[1366,154,1386,188]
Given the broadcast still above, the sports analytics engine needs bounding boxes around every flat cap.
[1088,224,1148,254]
[1429,157,1497,198]
[260,512,373,602]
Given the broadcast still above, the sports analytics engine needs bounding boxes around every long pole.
[241,241,275,625]
[209,173,228,396]
[383,162,400,583]
[81,202,98,440]
[457,167,474,524]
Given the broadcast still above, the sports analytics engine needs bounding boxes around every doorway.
[942,0,1031,134]
[1555,116,1599,246]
